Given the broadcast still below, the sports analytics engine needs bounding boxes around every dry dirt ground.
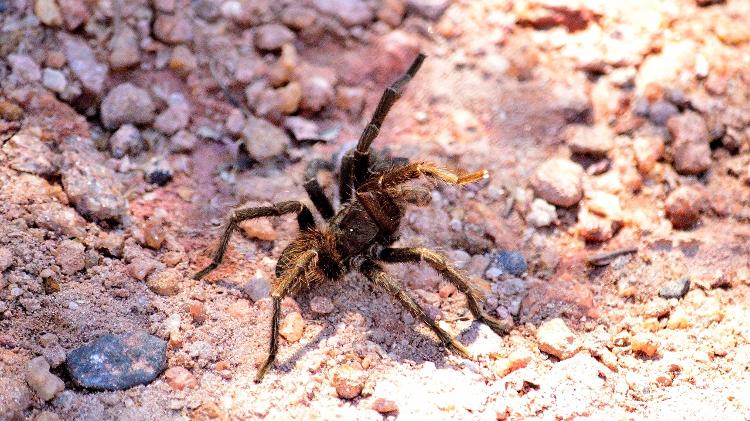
[2,0,750,420]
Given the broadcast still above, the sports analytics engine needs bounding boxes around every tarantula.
[194,53,512,382]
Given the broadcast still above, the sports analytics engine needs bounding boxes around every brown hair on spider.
[193,53,512,382]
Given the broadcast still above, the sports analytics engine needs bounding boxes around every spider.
[193,53,512,382]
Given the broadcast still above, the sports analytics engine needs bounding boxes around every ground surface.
[1,0,750,420]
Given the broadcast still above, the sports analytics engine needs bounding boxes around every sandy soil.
[1,0,750,420]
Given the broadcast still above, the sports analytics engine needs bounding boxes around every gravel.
[54,240,85,275]
[563,124,614,156]
[241,116,291,160]
[61,150,128,224]
[61,34,108,95]
[537,318,579,359]
[109,124,143,158]
[108,25,141,69]
[665,186,703,229]
[26,357,65,401]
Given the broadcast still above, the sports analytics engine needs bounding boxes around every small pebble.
[332,363,366,399]
[310,296,334,314]
[227,299,251,319]
[147,269,181,296]
[371,397,398,413]
[189,302,207,324]
[164,366,198,390]
[0,247,13,271]
[486,250,528,277]
[532,158,584,207]
[143,220,166,250]
[55,240,86,275]
[26,357,65,401]
[526,198,557,227]
[34,411,60,421]
[537,318,578,359]
[239,219,277,241]
[243,272,271,302]
[665,186,702,229]
[100,83,156,129]
[630,333,658,357]
[279,311,305,342]
[659,277,690,299]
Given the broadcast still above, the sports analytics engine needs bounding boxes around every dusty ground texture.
[2,0,750,419]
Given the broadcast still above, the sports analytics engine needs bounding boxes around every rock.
[227,299,252,319]
[32,202,87,238]
[648,100,679,126]
[145,160,173,186]
[35,0,63,27]
[143,219,166,250]
[281,6,317,29]
[169,45,198,76]
[630,333,658,357]
[659,277,690,299]
[562,124,614,157]
[220,0,271,26]
[254,24,294,51]
[537,317,578,359]
[66,332,167,390]
[332,363,366,399]
[26,357,64,401]
[127,257,157,281]
[61,152,127,224]
[189,302,207,324]
[109,124,143,158]
[239,219,277,241]
[527,198,557,227]
[164,366,198,390]
[55,240,85,275]
[665,186,702,229]
[486,250,528,277]
[8,54,41,83]
[108,25,140,70]
[153,94,190,135]
[41,343,66,369]
[225,109,245,135]
[633,135,664,173]
[0,100,24,121]
[100,83,156,129]
[532,158,584,207]
[241,116,290,160]
[406,0,450,20]
[672,141,711,175]
[153,13,193,44]
[170,129,198,152]
[310,296,334,314]
[0,247,12,272]
[279,311,305,342]
[314,0,373,26]
[243,272,271,302]
[147,269,181,296]
[577,210,615,242]
[586,191,622,221]
[3,133,59,177]
[378,0,405,26]
[42,68,67,93]
[58,0,90,30]
[61,34,108,95]
[372,397,398,413]
[299,73,335,113]
[284,116,320,142]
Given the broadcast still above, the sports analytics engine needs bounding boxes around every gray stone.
[241,116,290,160]
[314,0,373,26]
[407,0,450,20]
[61,34,108,95]
[659,277,690,299]
[66,332,167,390]
[254,23,295,51]
[100,83,156,129]
[243,272,271,302]
[42,68,67,93]
[61,150,128,224]
[8,54,41,83]
[486,250,528,277]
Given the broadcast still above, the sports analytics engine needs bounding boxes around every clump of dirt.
[1,0,750,419]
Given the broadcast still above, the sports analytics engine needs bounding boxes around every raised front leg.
[339,53,426,202]
[358,259,471,358]
[193,201,315,280]
[378,247,513,336]
[358,162,488,193]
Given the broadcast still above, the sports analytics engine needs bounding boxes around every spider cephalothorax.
[194,53,512,382]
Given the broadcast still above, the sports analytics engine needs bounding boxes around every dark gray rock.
[486,250,528,277]
[66,332,166,390]
[658,277,690,299]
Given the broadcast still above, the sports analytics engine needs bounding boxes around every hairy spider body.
[194,53,512,382]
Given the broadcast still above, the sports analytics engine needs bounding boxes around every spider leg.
[193,201,315,280]
[339,53,426,203]
[255,249,318,382]
[358,259,471,359]
[378,247,513,336]
[303,158,335,220]
[358,162,488,193]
